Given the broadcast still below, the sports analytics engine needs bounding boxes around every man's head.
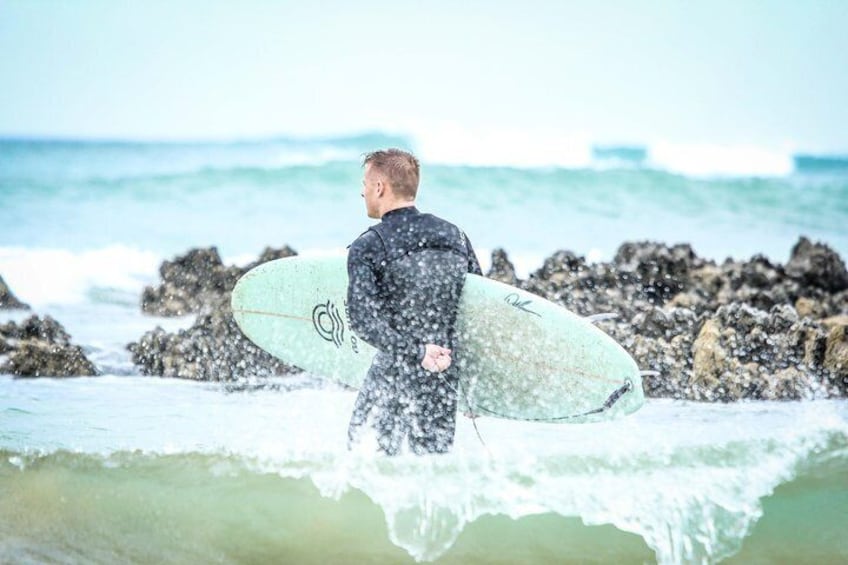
[361,149,420,219]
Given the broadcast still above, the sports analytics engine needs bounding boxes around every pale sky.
[1,0,847,152]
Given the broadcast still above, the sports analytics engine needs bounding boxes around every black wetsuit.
[346,206,482,455]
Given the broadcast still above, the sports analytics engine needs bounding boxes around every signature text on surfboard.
[504,293,542,317]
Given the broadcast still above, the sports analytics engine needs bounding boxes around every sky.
[1,0,847,152]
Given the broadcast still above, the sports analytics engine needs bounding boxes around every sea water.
[1,135,847,563]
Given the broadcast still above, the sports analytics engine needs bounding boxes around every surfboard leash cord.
[463,377,634,422]
[438,374,635,449]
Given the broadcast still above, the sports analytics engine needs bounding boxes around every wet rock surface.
[507,236,848,401]
[0,275,30,310]
[786,236,848,292]
[129,247,300,380]
[486,248,519,285]
[0,315,97,377]
[140,245,299,316]
[128,238,848,400]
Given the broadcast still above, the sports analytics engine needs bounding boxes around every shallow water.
[2,376,846,563]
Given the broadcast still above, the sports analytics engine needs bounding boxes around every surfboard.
[231,255,644,423]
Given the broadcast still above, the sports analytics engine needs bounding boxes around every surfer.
[346,148,482,455]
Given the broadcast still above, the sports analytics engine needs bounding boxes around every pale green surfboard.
[231,255,644,423]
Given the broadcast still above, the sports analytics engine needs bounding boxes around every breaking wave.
[2,375,846,563]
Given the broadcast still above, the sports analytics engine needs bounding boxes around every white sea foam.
[2,376,846,564]
[411,121,594,169]
[406,122,797,177]
[0,245,160,307]
[648,141,795,177]
[3,132,802,178]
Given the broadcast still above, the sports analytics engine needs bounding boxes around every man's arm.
[347,232,423,360]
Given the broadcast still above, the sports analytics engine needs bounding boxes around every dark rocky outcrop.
[140,247,240,316]
[505,236,848,401]
[141,245,298,316]
[129,246,300,380]
[0,275,29,310]
[127,237,848,400]
[486,248,519,285]
[0,315,97,377]
[785,237,848,292]
[129,294,296,381]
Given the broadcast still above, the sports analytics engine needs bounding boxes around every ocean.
[1,134,847,563]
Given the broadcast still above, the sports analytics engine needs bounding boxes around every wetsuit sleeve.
[347,232,424,361]
[463,233,483,275]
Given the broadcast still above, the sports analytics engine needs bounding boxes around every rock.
[762,367,813,401]
[129,295,297,381]
[1,340,97,377]
[623,332,694,399]
[141,247,239,316]
[711,256,801,312]
[632,306,698,340]
[824,321,848,392]
[676,300,842,400]
[802,326,828,368]
[241,245,298,273]
[0,275,29,310]
[126,238,848,397]
[691,318,726,394]
[725,254,785,290]
[0,315,72,345]
[825,290,848,317]
[821,314,848,330]
[532,250,586,281]
[613,241,701,302]
[795,297,826,319]
[523,238,848,401]
[667,290,700,310]
[141,246,299,316]
[0,315,98,377]
[690,264,725,296]
[486,248,518,285]
[786,236,848,292]
[131,245,304,380]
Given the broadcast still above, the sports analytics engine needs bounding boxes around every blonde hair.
[363,148,420,199]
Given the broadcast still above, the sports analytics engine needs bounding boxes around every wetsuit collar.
[381,206,418,221]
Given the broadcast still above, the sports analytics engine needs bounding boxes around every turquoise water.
[2,136,848,563]
[2,137,847,283]
[1,377,846,564]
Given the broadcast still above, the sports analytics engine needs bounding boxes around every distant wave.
[591,144,648,167]
[0,131,411,152]
[0,245,160,307]
[3,132,846,179]
[0,132,414,183]
[794,154,848,173]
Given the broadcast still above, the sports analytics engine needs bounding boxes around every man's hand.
[421,344,452,373]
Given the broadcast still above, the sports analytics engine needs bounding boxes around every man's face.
[361,164,382,219]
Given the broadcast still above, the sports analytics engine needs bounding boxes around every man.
[346,148,482,455]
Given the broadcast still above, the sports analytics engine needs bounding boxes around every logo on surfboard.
[312,300,345,348]
[504,293,542,317]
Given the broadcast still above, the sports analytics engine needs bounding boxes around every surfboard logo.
[312,300,345,348]
[504,293,542,317]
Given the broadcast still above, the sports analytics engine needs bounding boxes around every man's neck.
[379,201,415,218]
